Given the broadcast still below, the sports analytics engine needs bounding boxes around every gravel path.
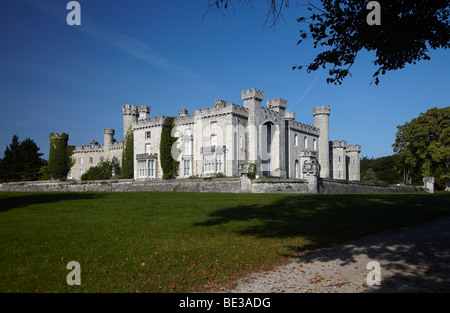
[215,217,450,293]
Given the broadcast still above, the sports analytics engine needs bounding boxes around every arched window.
[313,139,317,150]
[304,136,308,149]
[294,160,299,179]
[294,134,298,146]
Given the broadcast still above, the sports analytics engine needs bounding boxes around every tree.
[47,133,74,180]
[206,0,450,85]
[0,135,46,182]
[80,160,113,181]
[160,117,179,179]
[121,127,134,179]
[362,168,378,184]
[393,107,450,190]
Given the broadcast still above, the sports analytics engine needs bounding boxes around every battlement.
[103,128,115,135]
[285,111,295,120]
[313,105,331,116]
[346,144,361,153]
[215,99,227,107]
[289,121,320,136]
[241,88,264,101]
[179,109,188,117]
[49,132,69,141]
[122,104,138,116]
[267,98,287,110]
[134,115,166,129]
[138,106,150,120]
[332,140,347,148]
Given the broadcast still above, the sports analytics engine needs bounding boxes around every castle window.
[294,160,299,179]
[79,157,83,165]
[67,170,72,179]
[145,131,151,139]
[294,134,298,146]
[184,141,191,155]
[148,160,155,178]
[203,154,214,173]
[313,139,317,150]
[186,129,191,136]
[79,169,84,177]
[211,121,217,130]
[184,159,191,176]
[304,137,308,149]
[211,135,217,147]
[145,143,151,154]
[138,160,146,178]
[216,154,223,172]
[89,157,93,164]
[100,156,104,162]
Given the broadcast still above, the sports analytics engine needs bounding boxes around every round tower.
[313,106,331,178]
[103,128,115,148]
[122,105,138,139]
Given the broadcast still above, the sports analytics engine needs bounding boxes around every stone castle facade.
[69,88,361,181]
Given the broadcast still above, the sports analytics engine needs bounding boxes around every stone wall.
[318,178,423,194]
[0,177,424,194]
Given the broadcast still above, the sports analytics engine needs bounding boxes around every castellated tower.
[332,140,347,180]
[267,98,287,115]
[103,128,115,148]
[313,106,331,178]
[122,105,138,139]
[346,144,361,181]
[241,88,264,171]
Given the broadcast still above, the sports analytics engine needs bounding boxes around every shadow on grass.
[194,193,450,292]
[0,192,105,213]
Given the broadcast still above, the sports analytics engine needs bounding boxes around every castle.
[69,88,361,181]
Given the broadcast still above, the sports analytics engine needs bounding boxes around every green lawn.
[1,191,449,293]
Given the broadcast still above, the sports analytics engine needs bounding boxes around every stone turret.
[103,128,115,148]
[332,140,347,180]
[285,111,295,121]
[122,104,138,139]
[138,106,150,121]
[313,106,331,178]
[346,144,361,181]
[267,98,287,114]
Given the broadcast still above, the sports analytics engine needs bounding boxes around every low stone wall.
[318,178,423,194]
[0,177,424,194]
[0,178,242,193]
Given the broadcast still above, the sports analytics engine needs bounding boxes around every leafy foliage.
[81,160,114,181]
[360,155,402,184]
[121,127,134,179]
[207,0,450,85]
[160,117,179,179]
[362,168,378,184]
[47,133,74,180]
[393,107,450,190]
[0,135,46,182]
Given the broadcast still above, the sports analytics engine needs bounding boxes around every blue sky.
[0,0,449,160]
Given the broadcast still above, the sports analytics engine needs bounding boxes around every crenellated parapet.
[313,105,331,116]
[288,120,320,136]
[332,140,347,149]
[346,144,361,153]
[285,111,295,121]
[241,88,264,101]
[267,98,287,111]
[138,106,150,120]
[122,104,138,116]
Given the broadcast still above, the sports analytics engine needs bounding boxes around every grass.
[0,191,449,293]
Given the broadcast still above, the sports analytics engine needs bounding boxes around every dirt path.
[215,217,450,293]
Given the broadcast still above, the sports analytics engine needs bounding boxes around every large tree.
[393,107,450,190]
[121,127,134,179]
[0,135,46,182]
[47,133,74,180]
[207,0,450,85]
